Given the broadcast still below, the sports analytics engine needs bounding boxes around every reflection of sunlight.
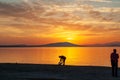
[61,48,80,65]
[60,47,95,66]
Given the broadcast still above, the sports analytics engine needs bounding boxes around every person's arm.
[117,54,119,59]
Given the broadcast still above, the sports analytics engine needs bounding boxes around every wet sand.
[0,63,120,80]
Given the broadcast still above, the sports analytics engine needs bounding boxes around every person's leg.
[115,63,118,77]
[112,67,115,76]
[59,58,62,65]
[63,59,65,65]
[112,63,115,77]
[60,59,63,65]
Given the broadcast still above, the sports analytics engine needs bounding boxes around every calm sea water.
[0,47,120,67]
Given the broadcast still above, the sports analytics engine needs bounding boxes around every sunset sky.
[0,0,120,45]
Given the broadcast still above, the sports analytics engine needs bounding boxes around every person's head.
[59,55,63,58]
[59,56,61,58]
[113,49,117,53]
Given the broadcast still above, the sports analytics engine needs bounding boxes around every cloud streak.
[88,0,112,3]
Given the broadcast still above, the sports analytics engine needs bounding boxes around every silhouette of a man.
[110,49,119,77]
[58,55,66,65]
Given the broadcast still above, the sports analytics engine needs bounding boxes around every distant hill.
[104,42,120,46]
[0,42,80,47]
[0,41,120,47]
[40,42,80,47]
[87,42,120,47]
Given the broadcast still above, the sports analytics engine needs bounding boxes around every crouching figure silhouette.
[58,55,66,65]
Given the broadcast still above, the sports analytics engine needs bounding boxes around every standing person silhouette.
[58,55,66,65]
[110,49,119,77]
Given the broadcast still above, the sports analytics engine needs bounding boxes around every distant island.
[87,41,120,47]
[0,42,80,47]
[39,42,80,47]
[0,42,120,47]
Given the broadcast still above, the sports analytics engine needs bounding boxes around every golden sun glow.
[60,32,78,43]
[66,37,73,41]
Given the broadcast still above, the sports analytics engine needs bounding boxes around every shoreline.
[0,63,120,80]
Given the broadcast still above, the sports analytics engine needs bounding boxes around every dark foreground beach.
[0,63,120,80]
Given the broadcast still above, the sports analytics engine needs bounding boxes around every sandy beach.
[0,63,120,80]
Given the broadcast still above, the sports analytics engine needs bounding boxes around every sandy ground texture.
[0,63,120,80]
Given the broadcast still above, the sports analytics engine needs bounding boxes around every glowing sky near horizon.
[0,0,120,45]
